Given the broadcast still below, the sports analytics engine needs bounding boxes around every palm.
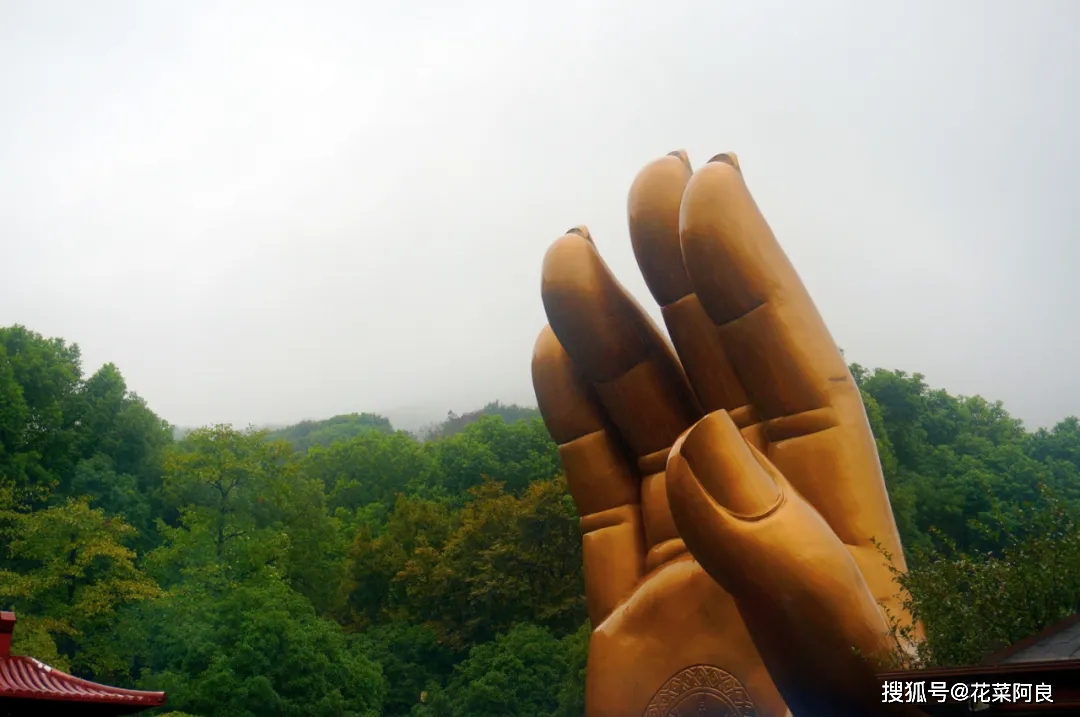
[533,152,915,717]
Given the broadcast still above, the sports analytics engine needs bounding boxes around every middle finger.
[628,151,753,422]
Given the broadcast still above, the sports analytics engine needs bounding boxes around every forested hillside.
[1,323,1078,717]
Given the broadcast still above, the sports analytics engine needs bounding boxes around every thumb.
[667,410,921,717]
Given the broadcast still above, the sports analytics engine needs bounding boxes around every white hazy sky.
[1,0,1077,430]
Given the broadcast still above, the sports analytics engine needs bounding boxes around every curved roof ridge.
[0,655,166,706]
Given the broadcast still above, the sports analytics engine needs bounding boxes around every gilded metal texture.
[532,152,926,717]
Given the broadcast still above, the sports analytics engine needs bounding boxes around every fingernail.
[566,226,593,245]
[708,152,740,170]
[667,149,692,171]
[680,411,779,516]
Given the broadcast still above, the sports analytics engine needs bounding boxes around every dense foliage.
[1,324,1078,716]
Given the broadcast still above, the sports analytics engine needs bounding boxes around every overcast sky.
[1,0,1076,431]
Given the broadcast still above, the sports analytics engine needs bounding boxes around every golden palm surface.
[531,151,926,717]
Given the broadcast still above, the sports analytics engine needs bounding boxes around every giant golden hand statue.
[532,152,924,717]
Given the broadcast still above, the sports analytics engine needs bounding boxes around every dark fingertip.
[566,226,593,244]
[667,150,692,171]
[708,152,740,170]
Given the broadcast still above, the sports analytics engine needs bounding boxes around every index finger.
[679,158,904,560]
[679,157,853,422]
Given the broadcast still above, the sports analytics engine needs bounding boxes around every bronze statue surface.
[532,151,925,717]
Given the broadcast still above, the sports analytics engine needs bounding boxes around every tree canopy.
[1,324,1078,716]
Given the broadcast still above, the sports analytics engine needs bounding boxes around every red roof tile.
[0,656,165,707]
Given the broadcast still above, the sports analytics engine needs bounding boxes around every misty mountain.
[170,400,542,446]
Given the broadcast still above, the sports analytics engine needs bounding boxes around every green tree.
[420,402,542,441]
[363,622,456,717]
[301,430,434,514]
[419,623,582,717]
[337,494,454,629]
[398,477,585,650]
[0,497,160,677]
[66,362,173,546]
[424,416,560,497]
[0,325,84,508]
[267,413,394,453]
[158,426,342,608]
[888,490,1080,668]
[133,576,386,717]
[853,365,1070,552]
